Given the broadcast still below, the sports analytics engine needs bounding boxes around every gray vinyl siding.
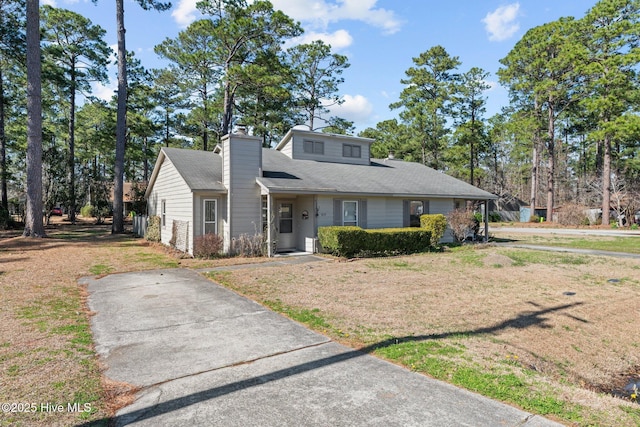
[316,196,455,243]
[316,196,334,227]
[295,196,315,249]
[147,156,193,249]
[193,193,225,237]
[367,198,403,229]
[291,134,370,165]
[280,140,293,158]
[222,135,263,248]
[319,196,404,229]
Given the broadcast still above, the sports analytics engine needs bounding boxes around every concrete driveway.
[82,267,564,427]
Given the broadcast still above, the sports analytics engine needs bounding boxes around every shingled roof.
[146,147,226,195]
[259,149,496,200]
[148,146,496,200]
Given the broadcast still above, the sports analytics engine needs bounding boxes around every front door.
[277,202,295,251]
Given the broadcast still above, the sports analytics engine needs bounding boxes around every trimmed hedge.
[420,214,447,247]
[318,226,366,257]
[318,226,432,258]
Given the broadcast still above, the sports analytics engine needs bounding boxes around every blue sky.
[46,0,599,132]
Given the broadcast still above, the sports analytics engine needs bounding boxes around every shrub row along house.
[145,128,497,256]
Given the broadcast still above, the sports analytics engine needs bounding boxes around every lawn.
[208,244,640,427]
[491,228,640,254]
[1,220,639,426]
[0,218,261,427]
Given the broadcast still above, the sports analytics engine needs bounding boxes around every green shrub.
[145,216,161,242]
[80,204,94,217]
[318,226,431,258]
[318,226,366,257]
[420,214,447,246]
[488,212,502,222]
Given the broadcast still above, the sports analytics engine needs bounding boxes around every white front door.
[277,202,295,251]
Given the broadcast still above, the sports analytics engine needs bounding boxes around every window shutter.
[333,199,342,225]
[424,200,430,214]
[359,199,367,229]
[403,200,410,227]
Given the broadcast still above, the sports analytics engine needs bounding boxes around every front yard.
[209,242,640,426]
[1,219,639,426]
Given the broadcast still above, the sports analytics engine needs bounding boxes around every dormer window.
[303,139,324,155]
[343,144,361,158]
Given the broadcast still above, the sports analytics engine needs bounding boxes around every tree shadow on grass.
[76,301,583,427]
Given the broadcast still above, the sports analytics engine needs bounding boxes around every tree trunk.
[530,142,538,222]
[68,69,76,223]
[112,0,126,233]
[222,64,232,136]
[202,83,209,151]
[143,136,149,182]
[165,110,169,147]
[546,104,555,222]
[601,134,611,226]
[0,67,7,210]
[470,110,475,185]
[24,0,45,237]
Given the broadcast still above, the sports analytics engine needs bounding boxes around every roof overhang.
[256,178,497,200]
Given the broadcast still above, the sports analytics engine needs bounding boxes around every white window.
[161,200,166,226]
[203,199,217,234]
[343,144,361,158]
[343,201,358,226]
[303,139,324,155]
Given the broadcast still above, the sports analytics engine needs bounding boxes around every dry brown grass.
[2,218,639,426]
[0,217,263,426]
[213,245,640,426]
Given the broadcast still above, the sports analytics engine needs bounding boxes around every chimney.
[388,151,395,160]
[236,124,247,135]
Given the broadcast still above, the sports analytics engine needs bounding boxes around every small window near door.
[203,199,217,234]
[409,201,424,227]
[279,203,293,233]
[343,201,358,226]
[161,200,166,226]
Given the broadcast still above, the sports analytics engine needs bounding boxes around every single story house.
[145,129,497,256]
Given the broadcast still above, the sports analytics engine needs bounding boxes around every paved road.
[492,227,640,237]
[491,226,640,259]
[82,266,564,427]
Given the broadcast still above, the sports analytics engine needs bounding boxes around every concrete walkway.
[82,264,564,427]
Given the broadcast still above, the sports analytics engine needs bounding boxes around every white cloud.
[327,94,374,123]
[485,80,499,91]
[41,0,57,6]
[272,0,402,35]
[91,81,117,102]
[482,3,520,42]
[288,29,353,50]
[172,0,200,27]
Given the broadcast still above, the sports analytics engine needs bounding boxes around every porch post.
[267,193,274,257]
[484,199,489,243]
